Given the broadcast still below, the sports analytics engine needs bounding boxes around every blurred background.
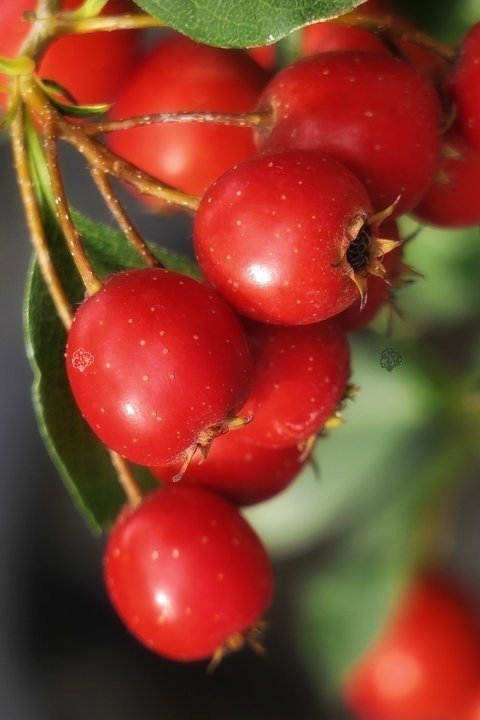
[1,0,480,717]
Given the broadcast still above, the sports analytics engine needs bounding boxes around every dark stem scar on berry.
[334,197,403,309]
[207,621,268,673]
[171,412,253,482]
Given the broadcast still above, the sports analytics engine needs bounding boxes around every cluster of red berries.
[11,0,477,676]
[62,2,480,668]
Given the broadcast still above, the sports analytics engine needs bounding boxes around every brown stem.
[19,0,62,60]
[90,167,160,267]
[10,100,72,329]
[333,12,456,62]
[42,121,102,295]
[60,120,201,211]
[53,13,163,35]
[109,451,143,508]
[84,109,273,136]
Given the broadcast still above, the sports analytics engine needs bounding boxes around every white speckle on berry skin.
[151,550,159,561]
[142,375,149,382]
[139,339,146,346]
[200,535,209,544]
[105,362,111,368]
[217,572,224,582]
[171,548,180,559]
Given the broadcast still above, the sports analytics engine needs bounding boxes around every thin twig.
[42,121,102,294]
[109,451,143,507]
[90,166,160,267]
[53,13,163,34]
[60,119,201,211]
[333,13,457,62]
[10,100,72,329]
[84,109,273,136]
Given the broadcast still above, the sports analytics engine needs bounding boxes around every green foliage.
[24,210,200,533]
[132,0,364,47]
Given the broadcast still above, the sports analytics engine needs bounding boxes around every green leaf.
[25,209,200,533]
[132,0,364,48]
[294,422,473,696]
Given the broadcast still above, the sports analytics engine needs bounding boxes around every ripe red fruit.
[195,150,397,325]
[459,691,480,720]
[302,22,388,56]
[107,35,268,196]
[65,269,253,466]
[449,23,480,151]
[238,321,350,449]
[256,52,441,216]
[343,576,480,720]
[0,0,141,109]
[414,131,480,228]
[104,485,274,662]
[337,222,402,332]
[152,430,307,506]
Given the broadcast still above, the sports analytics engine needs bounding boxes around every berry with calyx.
[104,485,274,662]
[238,320,351,449]
[256,52,442,216]
[152,430,308,506]
[194,150,399,325]
[337,222,405,332]
[66,268,253,466]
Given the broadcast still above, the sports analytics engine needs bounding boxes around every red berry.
[337,222,402,332]
[104,485,274,662]
[302,22,388,56]
[107,35,268,196]
[238,320,350,449]
[195,150,395,325]
[449,23,480,151]
[152,431,307,506]
[0,0,141,109]
[256,52,441,216]
[414,130,480,228]
[65,269,253,466]
[343,576,480,720]
[460,690,480,720]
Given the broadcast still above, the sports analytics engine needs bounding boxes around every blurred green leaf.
[25,210,200,533]
[294,422,473,696]
[398,221,480,329]
[132,0,364,47]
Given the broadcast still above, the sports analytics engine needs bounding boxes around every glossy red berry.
[104,485,274,662]
[65,269,253,466]
[449,23,480,151]
[151,430,307,506]
[459,690,480,720]
[195,150,396,325]
[344,576,480,720]
[302,21,388,56]
[107,35,268,196]
[414,131,480,228]
[0,0,141,109]
[238,320,350,449]
[256,52,441,216]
